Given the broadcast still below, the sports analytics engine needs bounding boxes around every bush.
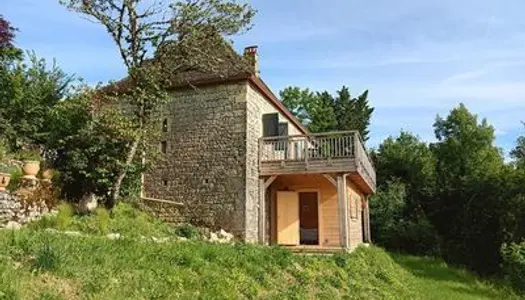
[370,180,440,255]
[174,223,202,239]
[6,165,22,192]
[501,242,525,292]
[45,94,139,207]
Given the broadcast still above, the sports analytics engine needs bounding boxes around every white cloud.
[442,69,489,84]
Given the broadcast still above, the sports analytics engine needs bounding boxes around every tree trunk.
[108,136,141,209]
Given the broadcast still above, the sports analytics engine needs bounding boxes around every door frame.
[273,188,323,246]
[296,189,321,246]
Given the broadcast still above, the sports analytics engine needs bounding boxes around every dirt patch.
[29,273,80,300]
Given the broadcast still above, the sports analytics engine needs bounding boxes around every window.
[262,113,278,137]
[162,118,168,132]
[160,141,167,154]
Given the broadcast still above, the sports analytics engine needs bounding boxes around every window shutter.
[262,113,279,137]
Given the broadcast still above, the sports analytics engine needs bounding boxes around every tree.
[0,15,73,153]
[511,124,525,168]
[333,87,374,141]
[46,88,139,202]
[373,131,436,210]
[280,85,374,139]
[0,15,22,62]
[60,0,255,207]
[371,132,439,254]
[279,86,314,124]
[431,103,506,273]
[279,87,336,132]
[0,15,15,48]
[0,53,74,151]
[308,91,337,133]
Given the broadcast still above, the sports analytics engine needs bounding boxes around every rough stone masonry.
[143,82,250,239]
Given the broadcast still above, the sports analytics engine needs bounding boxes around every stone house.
[143,46,376,251]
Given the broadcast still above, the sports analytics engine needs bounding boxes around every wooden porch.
[258,173,373,251]
[259,131,376,194]
[257,131,375,252]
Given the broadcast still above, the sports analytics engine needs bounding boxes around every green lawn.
[391,254,517,300]
[0,204,519,299]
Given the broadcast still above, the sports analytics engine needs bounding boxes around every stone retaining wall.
[0,191,52,228]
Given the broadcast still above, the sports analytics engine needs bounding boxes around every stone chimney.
[243,45,259,76]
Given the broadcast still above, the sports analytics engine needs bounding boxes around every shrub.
[56,203,74,230]
[370,180,440,255]
[17,147,41,162]
[6,166,22,192]
[501,242,525,292]
[45,94,139,207]
[175,223,202,239]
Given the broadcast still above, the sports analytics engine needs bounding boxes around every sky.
[3,0,525,154]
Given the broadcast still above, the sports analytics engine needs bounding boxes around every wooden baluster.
[304,137,308,164]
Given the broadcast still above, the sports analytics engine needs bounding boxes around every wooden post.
[337,174,349,249]
[259,176,277,245]
[365,196,371,243]
[259,178,266,244]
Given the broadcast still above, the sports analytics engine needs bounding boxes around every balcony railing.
[259,130,376,191]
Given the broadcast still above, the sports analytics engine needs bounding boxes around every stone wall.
[0,190,53,228]
[143,82,249,238]
[245,83,305,242]
[138,200,184,224]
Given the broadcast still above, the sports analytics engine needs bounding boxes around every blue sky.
[3,0,525,154]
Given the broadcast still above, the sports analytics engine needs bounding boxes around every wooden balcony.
[259,131,376,193]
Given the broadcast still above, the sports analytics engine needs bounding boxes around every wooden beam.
[264,175,277,189]
[365,196,372,243]
[337,174,349,249]
[322,174,337,187]
[259,178,267,245]
[259,175,278,245]
[270,184,276,245]
[141,197,184,206]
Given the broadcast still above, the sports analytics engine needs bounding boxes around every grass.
[0,230,418,299]
[391,254,518,300]
[0,204,519,299]
[29,202,181,238]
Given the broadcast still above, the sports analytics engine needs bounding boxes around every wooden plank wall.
[272,174,340,247]
[347,180,364,250]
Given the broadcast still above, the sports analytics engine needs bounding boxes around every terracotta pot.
[42,168,54,181]
[0,173,10,192]
[22,160,40,179]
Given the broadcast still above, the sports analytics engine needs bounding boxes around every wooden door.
[277,191,299,245]
[299,192,319,245]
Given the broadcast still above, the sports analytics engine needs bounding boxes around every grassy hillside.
[0,204,519,299]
